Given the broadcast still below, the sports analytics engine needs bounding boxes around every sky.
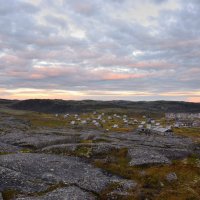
[0,0,200,102]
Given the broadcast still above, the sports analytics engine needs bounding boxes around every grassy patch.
[99,182,127,200]
[0,108,34,116]
[0,152,13,155]
[2,189,18,200]
[30,118,66,128]
[93,138,111,143]
[94,148,134,179]
[80,139,93,144]
[75,146,92,158]
[94,153,200,200]
[20,148,33,153]
[173,127,200,142]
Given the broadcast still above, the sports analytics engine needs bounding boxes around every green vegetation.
[75,146,92,158]
[95,149,200,200]
[173,127,200,142]
[20,149,33,153]
[0,152,12,155]
[99,182,126,200]
[2,189,18,200]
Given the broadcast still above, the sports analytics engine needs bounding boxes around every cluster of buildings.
[137,117,172,136]
[166,113,200,128]
[165,113,200,120]
[55,112,139,130]
[54,112,200,134]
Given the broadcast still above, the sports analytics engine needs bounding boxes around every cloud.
[0,0,199,101]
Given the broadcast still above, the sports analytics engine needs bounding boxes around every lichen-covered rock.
[0,141,21,153]
[41,143,82,154]
[1,133,79,149]
[42,143,120,157]
[105,179,137,199]
[0,166,49,193]
[0,153,136,194]
[128,148,171,166]
[92,143,119,155]
[166,172,178,182]
[16,187,96,200]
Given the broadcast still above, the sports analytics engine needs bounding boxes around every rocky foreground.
[0,113,200,200]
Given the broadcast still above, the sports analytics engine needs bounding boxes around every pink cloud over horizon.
[0,0,199,102]
[0,87,199,102]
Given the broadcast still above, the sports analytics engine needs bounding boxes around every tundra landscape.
[0,99,200,200]
[1,0,200,199]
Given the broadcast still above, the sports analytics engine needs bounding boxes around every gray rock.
[16,187,96,200]
[0,132,27,144]
[0,141,21,153]
[128,148,171,166]
[0,166,49,193]
[1,133,79,149]
[41,173,61,183]
[0,153,135,194]
[92,143,119,155]
[0,193,3,200]
[157,148,192,160]
[41,143,81,154]
[166,172,178,182]
[109,132,194,149]
[116,179,137,190]
[0,116,29,131]
[108,132,194,162]
[42,143,119,157]
[105,179,137,198]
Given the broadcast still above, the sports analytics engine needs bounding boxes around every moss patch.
[20,149,33,153]
[0,152,13,155]
[94,154,200,200]
[173,127,200,142]
[2,189,18,200]
[75,146,92,158]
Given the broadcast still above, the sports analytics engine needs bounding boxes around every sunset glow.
[0,0,199,102]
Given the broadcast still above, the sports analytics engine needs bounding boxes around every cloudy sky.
[0,0,200,101]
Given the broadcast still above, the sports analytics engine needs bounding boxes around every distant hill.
[0,99,18,108]
[5,99,200,114]
[0,99,18,104]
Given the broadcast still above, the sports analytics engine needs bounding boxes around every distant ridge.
[0,99,18,105]
[4,99,200,114]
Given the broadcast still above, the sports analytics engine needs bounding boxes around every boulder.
[166,172,178,182]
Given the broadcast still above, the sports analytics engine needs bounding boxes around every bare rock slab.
[16,187,96,200]
[128,148,171,166]
[0,141,21,153]
[0,153,136,195]
[0,166,48,193]
[1,133,79,149]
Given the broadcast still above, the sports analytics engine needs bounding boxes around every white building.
[70,121,75,125]
[81,120,87,125]
[113,124,119,128]
[146,124,151,129]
